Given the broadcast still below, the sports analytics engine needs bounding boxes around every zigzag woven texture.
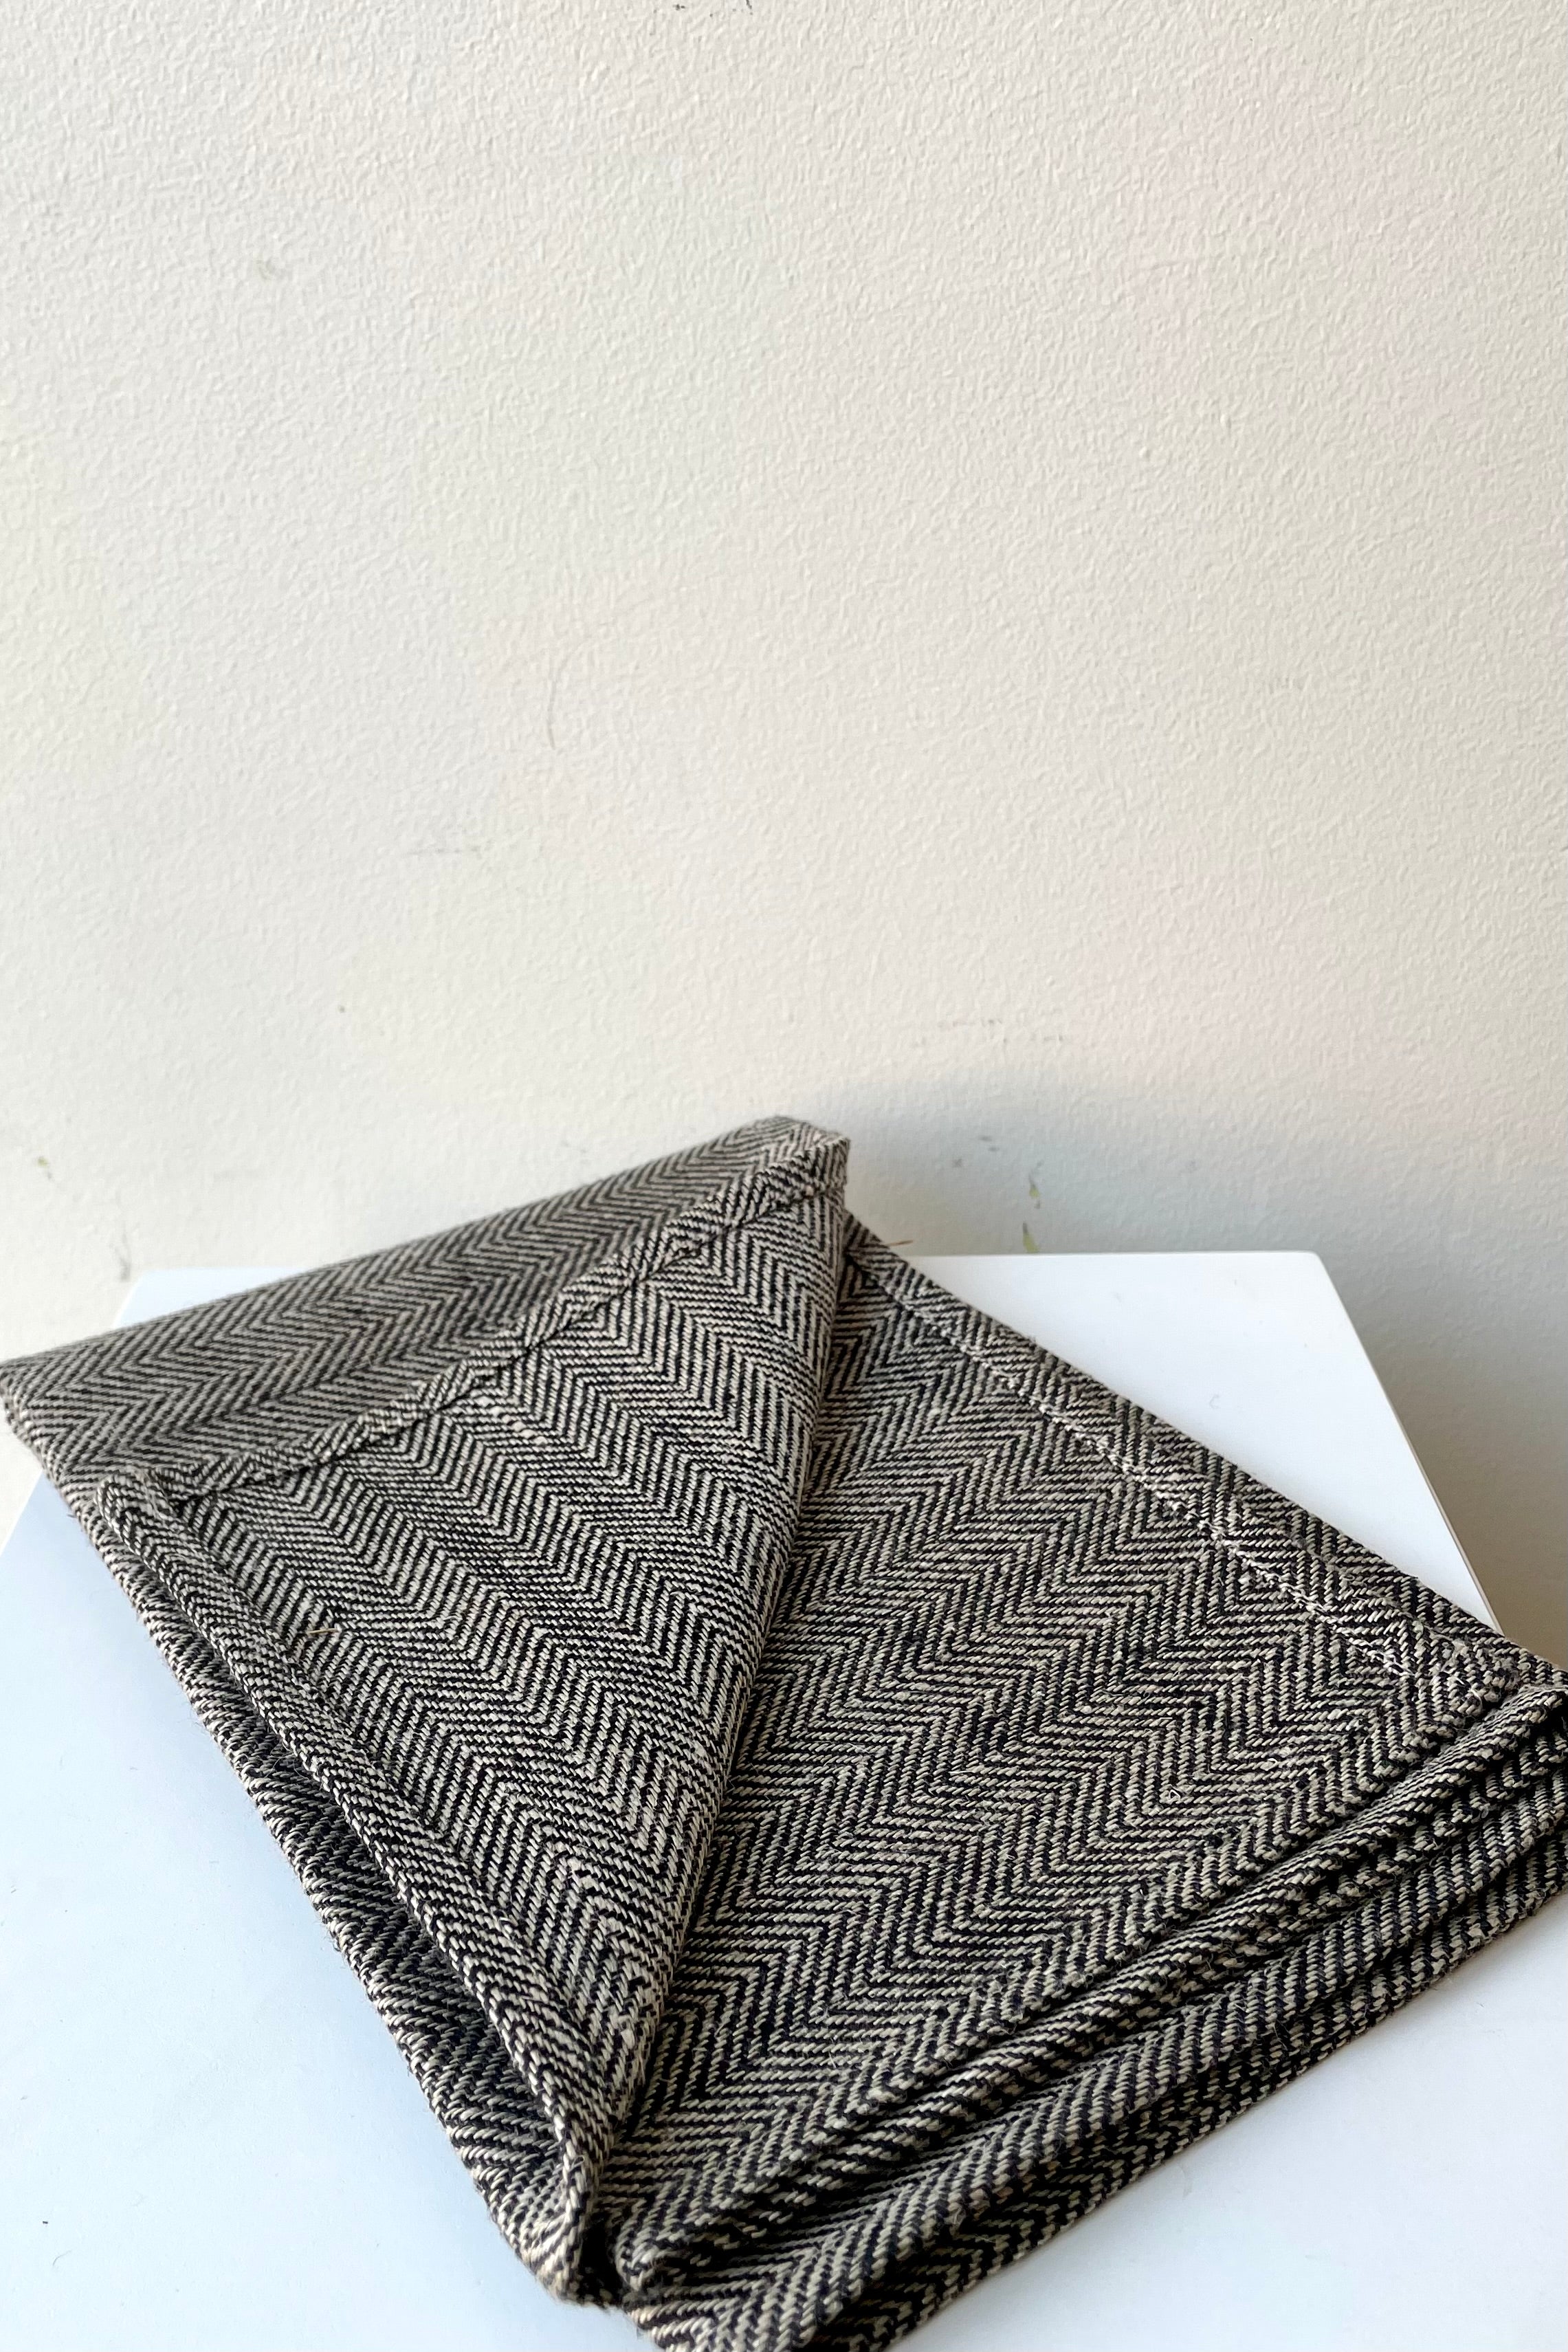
[3,1117,1565,2349]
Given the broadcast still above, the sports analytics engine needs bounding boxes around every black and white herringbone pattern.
[3,1117,1564,2350]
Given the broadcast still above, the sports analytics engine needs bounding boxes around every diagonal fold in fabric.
[3,1115,1565,2350]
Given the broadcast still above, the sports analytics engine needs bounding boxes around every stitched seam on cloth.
[62,1157,846,2290]
[844,1234,1501,1691]
[91,1474,613,2146]
[89,1474,628,2294]
[705,1571,1494,1937]
[78,1236,1527,2146]
[65,1516,571,2273]
[595,1251,1541,2270]
[0,1116,835,1464]
[177,1485,666,1965]
[102,1452,754,2076]
[144,1150,839,1502]
[7,1123,1561,2352]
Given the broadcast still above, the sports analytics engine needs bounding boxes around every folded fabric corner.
[3,1117,1564,2349]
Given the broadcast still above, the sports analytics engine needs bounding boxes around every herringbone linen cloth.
[3,1118,1565,2349]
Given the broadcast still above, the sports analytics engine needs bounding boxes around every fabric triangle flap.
[0,1115,848,2289]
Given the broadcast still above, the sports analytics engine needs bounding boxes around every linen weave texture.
[2,1117,1565,2351]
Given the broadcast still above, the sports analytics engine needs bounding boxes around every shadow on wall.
[816,1072,1565,1667]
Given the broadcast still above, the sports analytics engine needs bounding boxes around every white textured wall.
[1,3,1563,1653]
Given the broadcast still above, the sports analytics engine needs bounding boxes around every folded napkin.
[3,1117,1564,2350]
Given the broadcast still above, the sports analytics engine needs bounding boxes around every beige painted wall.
[2,3,1563,1656]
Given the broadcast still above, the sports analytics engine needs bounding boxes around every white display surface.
[1,1257,1563,2352]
